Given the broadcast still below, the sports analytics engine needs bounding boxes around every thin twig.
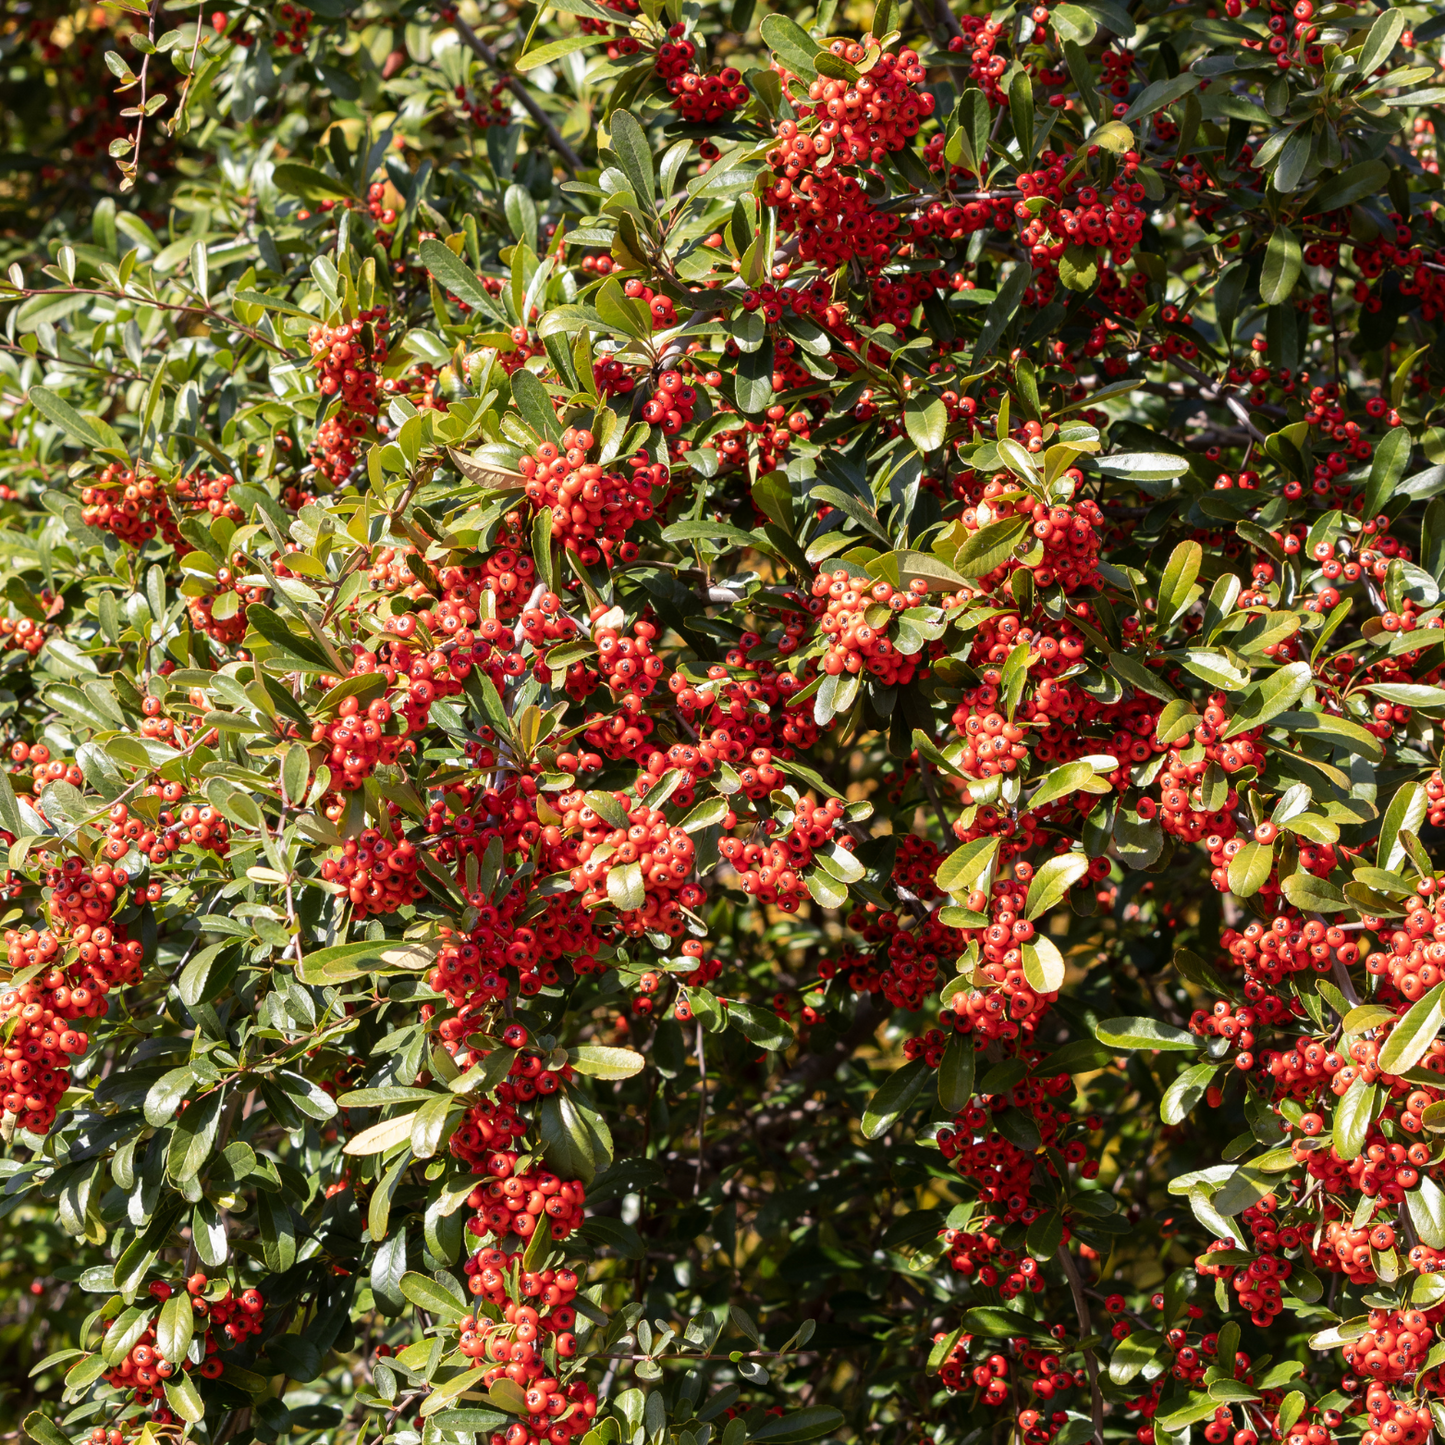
[450,14,583,177]
[1056,1244,1105,1445]
[1170,354,1269,445]
[3,285,284,353]
[694,1019,707,1198]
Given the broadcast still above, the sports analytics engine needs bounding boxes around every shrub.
[3,7,1445,1445]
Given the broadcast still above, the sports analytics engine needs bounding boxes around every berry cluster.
[570,795,702,938]
[718,794,849,913]
[464,1161,586,1244]
[100,1276,264,1402]
[307,308,390,483]
[939,877,1065,1042]
[0,611,52,656]
[809,570,928,684]
[309,686,410,793]
[186,556,266,646]
[1,857,145,1133]
[937,1072,1085,1227]
[638,370,698,435]
[456,1253,597,1440]
[320,827,424,918]
[81,466,185,549]
[593,615,666,708]
[520,429,657,567]
[666,63,748,123]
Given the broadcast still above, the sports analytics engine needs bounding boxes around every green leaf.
[1378,982,1445,1076]
[515,32,607,70]
[1157,1396,1223,1433]
[935,835,1000,897]
[1333,1076,1377,1161]
[246,603,336,672]
[26,386,104,448]
[257,1190,298,1273]
[167,1089,224,1181]
[1379,781,1428,873]
[661,518,760,552]
[1280,871,1346,912]
[963,1306,1054,1341]
[343,1110,420,1156]
[1058,244,1097,292]
[1119,72,1197,125]
[805,863,847,909]
[1410,1175,1445,1249]
[938,1033,975,1113]
[1113,810,1164,870]
[1356,7,1405,75]
[608,109,655,210]
[751,470,793,529]
[727,1000,792,1050]
[538,1090,608,1185]
[1025,853,1089,920]
[606,860,646,912]
[1227,839,1274,898]
[1368,683,1445,710]
[568,1045,646,1079]
[750,1409,846,1444]
[156,1289,195,1366]
[1157,540,1202,626]
[735,336,775,416]
[1225,660,1312,734]
[295,937,440,986]
[419,238,495,311]
[1037,1038,1113,1075]
[972,263,1032,363]
[861,1058,929,1139]
[417,1366,490,1416]
[272,161,356,200]
[759,13,820,78]
[1095,1017,1197,1052]
[881,550,966,592]
[510,367,562,443]
[904,392,947,452]
[1022,935,1065,993]
[400,1271,468,1318]
[411,1093,461,1159]
[1008,67,1034,163]
[163,1372,206,1424]
[678,796,728,833]
[1161,1063,1217,1126]
[952,514,1031,577]
[1109,1329,1165,1386]
[430,1412,513,1434]
[1363,425,1411,518]
[178,942,240,1008]
[1051,4,1096,43]
[23,1417,72,1445]
[1259,226,1301,305]
[486,1379,530,1415]
[1307,160,1391,215]
[0,771,23,839]
[144,1065,194,1127]
[1214,1165,1274,1217]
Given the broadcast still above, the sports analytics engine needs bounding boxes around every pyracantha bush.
[5,5,1445,1445]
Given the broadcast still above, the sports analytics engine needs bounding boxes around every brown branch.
[450,15,583,177]
[4,286,285,353]
[1169,353,1269,446]
[1056,1244,1105,1445]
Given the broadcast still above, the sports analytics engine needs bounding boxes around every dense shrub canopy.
[4,8,1445,1445]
